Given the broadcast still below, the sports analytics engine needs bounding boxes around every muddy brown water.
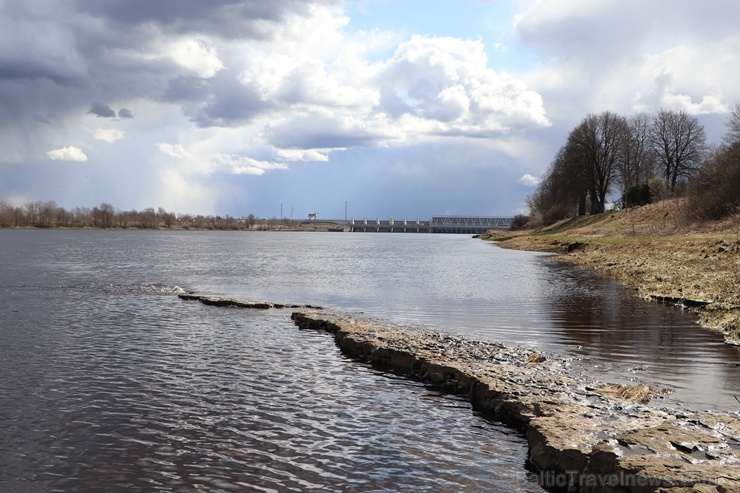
[1,229,738,491]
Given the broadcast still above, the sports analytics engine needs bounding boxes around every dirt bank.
[292,310,740,493]
[481,201,740,344]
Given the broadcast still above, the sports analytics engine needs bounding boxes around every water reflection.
[539,259,740,410]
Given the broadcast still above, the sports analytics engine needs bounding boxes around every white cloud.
[157,143,193,159]
[168,39,224,79]
[156,168,217,215]
[93,128,126,143]
[214,153,288,176]
[518,173,539,186]
[630,42,738,115]
[376,36,550,131]
[118,37,224,79]
[3,193,32,207]
[274,148,330,162]
[236,30,549,153]
[46,146,88,162]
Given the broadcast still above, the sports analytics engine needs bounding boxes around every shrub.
[685,144,740,220]
[542,204,572,225]
[509,214,530,230]
[621,182,652,208]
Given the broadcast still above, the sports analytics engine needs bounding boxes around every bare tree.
[618,113,656,192]
[158,207,176,228]
[140,207,158,229]
[73,206,93,227]
[0,202,15,227]
[567,111,630,214]
[724,102,740,146]
[93,202,116,228]
[650,109,708,193]
[39,200,58,228]
[25,201,42,226]
[528,147,578,224]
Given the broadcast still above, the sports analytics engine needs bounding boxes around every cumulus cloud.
[254,34,549,152]
[376,36,550,131]
[118,108,134,119]
[630,47,735,115]
[518,173,539,186]
[93,128,126,143]
[370,36,550,136]
[47,146,88,162]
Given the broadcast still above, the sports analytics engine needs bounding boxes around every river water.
[1,230,738,492]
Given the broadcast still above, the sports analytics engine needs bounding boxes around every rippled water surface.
[0,231,548,493]
[1,229,739,491]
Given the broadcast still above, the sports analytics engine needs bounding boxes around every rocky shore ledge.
[292,310,740,493]
[178,292,323,310]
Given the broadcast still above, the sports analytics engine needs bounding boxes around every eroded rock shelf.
[178,292,323,310]
[291,310,740,493]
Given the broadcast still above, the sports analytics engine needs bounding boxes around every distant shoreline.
[0,223,341,232]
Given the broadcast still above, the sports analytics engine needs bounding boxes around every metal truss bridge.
[311,216,513,234]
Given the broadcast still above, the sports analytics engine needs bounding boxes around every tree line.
[526,105,740,225]
[0,201,290,231]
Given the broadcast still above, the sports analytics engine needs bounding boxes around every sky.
[2,0,739,220]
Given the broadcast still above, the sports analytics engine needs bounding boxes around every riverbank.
[481,200,740,344]
[291,310,740,493]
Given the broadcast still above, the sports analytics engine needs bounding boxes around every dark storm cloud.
[0,0,339,151]
[267,115,393,150]
[88,102,117,118]
[0,60,82,86]
[73,0,341,39]
[162,76,212,104]
[165,70,273,128]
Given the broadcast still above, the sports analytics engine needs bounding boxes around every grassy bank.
[481,200,740,344]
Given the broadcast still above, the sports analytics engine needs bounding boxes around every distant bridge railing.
[341,216,513,234]
[429,216,513,233]
[348,218,429,233]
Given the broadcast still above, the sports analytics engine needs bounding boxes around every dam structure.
[313,216,514,234]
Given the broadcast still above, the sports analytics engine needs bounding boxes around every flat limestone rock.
[291,310,740,493]
[179,293,321,310]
